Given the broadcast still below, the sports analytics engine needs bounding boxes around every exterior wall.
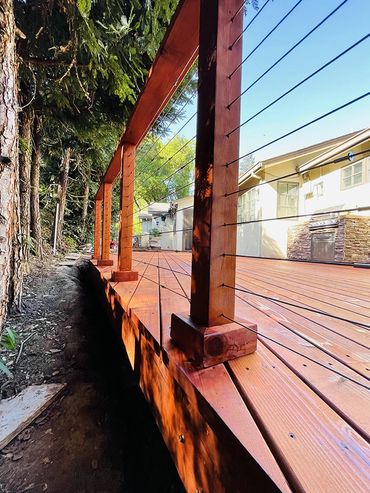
[237,164,301,258]
[287,220,345,262]
[344,216,370,263]
[237,141,370,261]
[300,154,370,216]
[287,215,370,263]
[169,196,194,251]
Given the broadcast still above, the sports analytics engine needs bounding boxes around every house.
[138,129,370,263]
[137,202,175,249]
[137,196,193,251]
[237,128,370,263]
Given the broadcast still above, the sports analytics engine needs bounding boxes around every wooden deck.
[90,252,370,493]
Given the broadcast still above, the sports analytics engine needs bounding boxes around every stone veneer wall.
[287,215,370,263]
[343,216,370,263]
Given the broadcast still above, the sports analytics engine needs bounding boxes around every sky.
[168,0,370,163]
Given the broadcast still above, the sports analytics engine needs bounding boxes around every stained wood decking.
[92,252,370,492]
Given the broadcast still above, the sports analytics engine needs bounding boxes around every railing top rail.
[95,0,200,200]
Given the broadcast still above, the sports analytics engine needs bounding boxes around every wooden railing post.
[97,182,114,266]
[92,199,102,259]
[171,0,257,367]
[112,144,138,282]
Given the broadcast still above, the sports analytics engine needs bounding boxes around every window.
[238,188,259,222]
[313,181,323,197]
[277,182,299,218]
[341,161,363,189]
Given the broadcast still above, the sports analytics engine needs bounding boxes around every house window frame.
[313,181,324,197]
[341,160,364,190]
[238,188,259,223]
[276,181,299,219]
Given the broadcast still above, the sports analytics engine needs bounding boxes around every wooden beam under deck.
[90,253,370,492]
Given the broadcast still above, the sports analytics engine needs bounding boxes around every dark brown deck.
[91,253,370,493]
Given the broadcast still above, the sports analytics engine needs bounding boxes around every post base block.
[112,270,139,282]
[170,313,257,368]
[97,259,114,266]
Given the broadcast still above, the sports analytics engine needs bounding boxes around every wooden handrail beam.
[95,0,200,200]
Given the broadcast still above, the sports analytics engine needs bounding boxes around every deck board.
[91,253,370,492]
[228,344,370,493]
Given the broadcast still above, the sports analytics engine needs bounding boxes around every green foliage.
[64,236,78,252]
[0,328,17,377]
[15,1,196,250]
[135,135,195,206]
[149,228,160,237]
[19,136,31,154]
[1,328,18,351]
[15,0,179,113]
[0,358,12,378]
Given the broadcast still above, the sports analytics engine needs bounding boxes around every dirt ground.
[0,256,185,493]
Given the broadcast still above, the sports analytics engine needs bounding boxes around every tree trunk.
[30,114,43,257]
[0,0,23,325]
[81,165,90,239]
[19,105,34,271]
[56,147,71,248]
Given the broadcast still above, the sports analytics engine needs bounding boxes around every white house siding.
[237,141,370,260]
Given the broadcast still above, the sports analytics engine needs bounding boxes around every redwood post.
[171,0,257,367]
[92,199,102,260]
[97,182,114,266]
[112,144,138,282]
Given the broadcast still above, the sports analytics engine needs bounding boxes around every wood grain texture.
[92,199,102,259]
[101,182,112,261]
[90,253,370,492]
[171,312,257,367]
[90,260,288,493]
[116,145,137,274]
[189,0,243,327]
[227,345,370,493]
[0,384,65,449]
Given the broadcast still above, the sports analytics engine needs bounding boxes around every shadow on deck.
[89,252,370,493]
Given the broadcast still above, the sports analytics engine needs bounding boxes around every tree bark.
[56,147,71,248]
[30,114,43,257]
[0,0,23,325]
[19,105,34,271]
[81,165,90,239]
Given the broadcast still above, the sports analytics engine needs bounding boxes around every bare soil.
[0,255,185,493]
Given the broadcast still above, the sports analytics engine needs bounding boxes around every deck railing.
[92,0,258,367]
[92,0,370,367]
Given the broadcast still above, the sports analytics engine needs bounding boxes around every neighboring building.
[237,129,370,263]
[137,196,194,250]
[138,202,175,249]
[138,129,370,263]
